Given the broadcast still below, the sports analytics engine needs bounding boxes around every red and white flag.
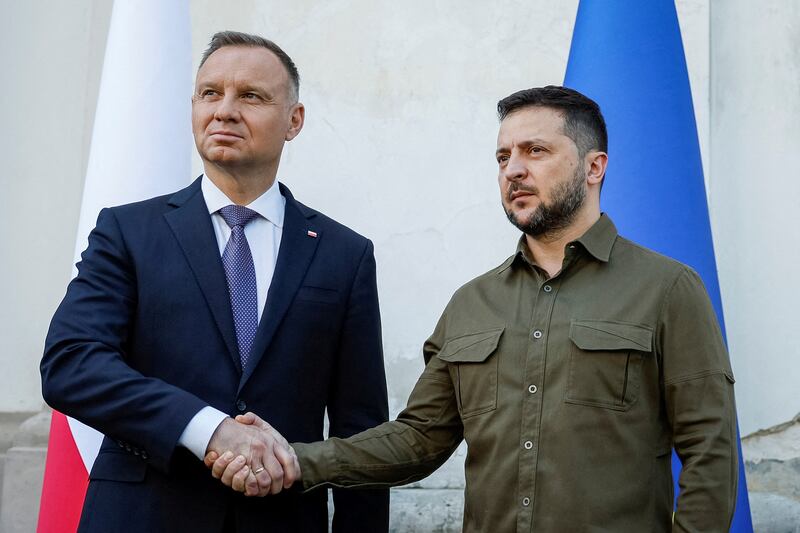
[37,1,192,530]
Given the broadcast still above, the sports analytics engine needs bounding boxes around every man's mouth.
[508,186,537,202]
[209,130,243,141]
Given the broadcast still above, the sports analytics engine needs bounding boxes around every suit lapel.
[239,184,319,391]
[164,178,241,373]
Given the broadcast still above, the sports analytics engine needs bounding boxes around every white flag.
[40,3,193,528]
[69,0,192,478]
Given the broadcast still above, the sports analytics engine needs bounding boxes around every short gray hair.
[199,31,300,101]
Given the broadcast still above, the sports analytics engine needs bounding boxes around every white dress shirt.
[178,175,286,460]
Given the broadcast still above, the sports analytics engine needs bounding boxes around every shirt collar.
[201,174,285,228]
[505,213,618,271]
[573,213,617,263]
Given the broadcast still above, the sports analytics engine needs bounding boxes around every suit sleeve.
[659,268,738,532]
[326,239,390,533]
[40,208,209,473]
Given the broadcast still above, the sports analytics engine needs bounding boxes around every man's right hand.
[205,416,297,497]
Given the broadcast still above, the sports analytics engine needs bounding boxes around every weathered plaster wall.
[0,0,112,412]
[710,0,800,435]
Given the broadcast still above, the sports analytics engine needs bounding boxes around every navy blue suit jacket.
[41,178,389,532]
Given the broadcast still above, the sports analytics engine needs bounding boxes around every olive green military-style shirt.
[294,214,738,532]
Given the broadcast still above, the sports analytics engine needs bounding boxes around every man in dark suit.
[41,31,389,532]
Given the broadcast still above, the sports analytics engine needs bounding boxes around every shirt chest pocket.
[437,327,504,418]
[566,320,653,411]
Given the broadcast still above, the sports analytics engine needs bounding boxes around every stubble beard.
[504,163,587,239]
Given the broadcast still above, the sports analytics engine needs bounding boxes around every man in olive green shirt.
[208,86,738,532]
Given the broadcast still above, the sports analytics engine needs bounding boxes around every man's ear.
[285,103,305,142]
[586,151,608,187]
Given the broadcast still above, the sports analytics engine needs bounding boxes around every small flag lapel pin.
[307,230,318,238]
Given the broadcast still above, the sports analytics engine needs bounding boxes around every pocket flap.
[569,320,653,352]
[296,285,339,304]
[437,327,504,363]
[89,449,147,482]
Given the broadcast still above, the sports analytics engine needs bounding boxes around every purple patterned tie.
[219,205,260,370]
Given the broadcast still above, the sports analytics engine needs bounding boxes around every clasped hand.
[204,412,301,497]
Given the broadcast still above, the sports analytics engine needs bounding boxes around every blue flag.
[564,1,752,530]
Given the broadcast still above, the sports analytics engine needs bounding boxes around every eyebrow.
[239,85,268,94]
[496,138,551,156]
[194,81,270,93]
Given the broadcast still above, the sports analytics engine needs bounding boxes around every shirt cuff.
[178,406,229,460]
[293,440,339,490]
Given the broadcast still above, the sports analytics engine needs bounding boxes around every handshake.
[203,412,301,497]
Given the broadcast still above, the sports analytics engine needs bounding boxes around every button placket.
[518,276,560,529]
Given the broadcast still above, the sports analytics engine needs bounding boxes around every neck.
[524,205,601,278]
[204,164,278,205]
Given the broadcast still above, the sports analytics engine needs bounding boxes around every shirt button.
[528,384,538,394]
[532,330,543,339]
[543,285,552,292]
[522,497,531,507]
[236,399,247,412]
[523,440,533,450]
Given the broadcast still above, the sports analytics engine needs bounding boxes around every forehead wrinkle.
[497,138,532,155]
[498,112,575,155]
[496,132,554,152]
[195,47,290,94]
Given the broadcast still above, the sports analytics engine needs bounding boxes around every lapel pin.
[307,230,318,238]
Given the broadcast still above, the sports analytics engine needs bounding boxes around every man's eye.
[497,155,509,164]
[242,93,260,100]
[530,146,543,154]
[200,90,218,98]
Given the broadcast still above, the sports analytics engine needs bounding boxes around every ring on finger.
[253,466,265,474]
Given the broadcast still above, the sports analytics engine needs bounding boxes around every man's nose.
[503,155,527,182]
[213,94,240,121]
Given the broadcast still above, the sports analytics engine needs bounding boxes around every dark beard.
[504,165,587,238]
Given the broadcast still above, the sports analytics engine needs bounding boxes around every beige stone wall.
[0,0,113,413]
[710,0,800,435]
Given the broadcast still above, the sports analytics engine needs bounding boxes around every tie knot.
[219,205,259,229]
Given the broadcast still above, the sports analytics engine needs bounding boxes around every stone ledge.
[744,413,800,462]
[0,410,42,526]
[749,492,800,533]
[12,410,51,448]
[746,459,800,502]
[743,414,800,532]
[744,412,800,504]
[0,412,39,454]
[389,488,463,532]
[0,446,46,533]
